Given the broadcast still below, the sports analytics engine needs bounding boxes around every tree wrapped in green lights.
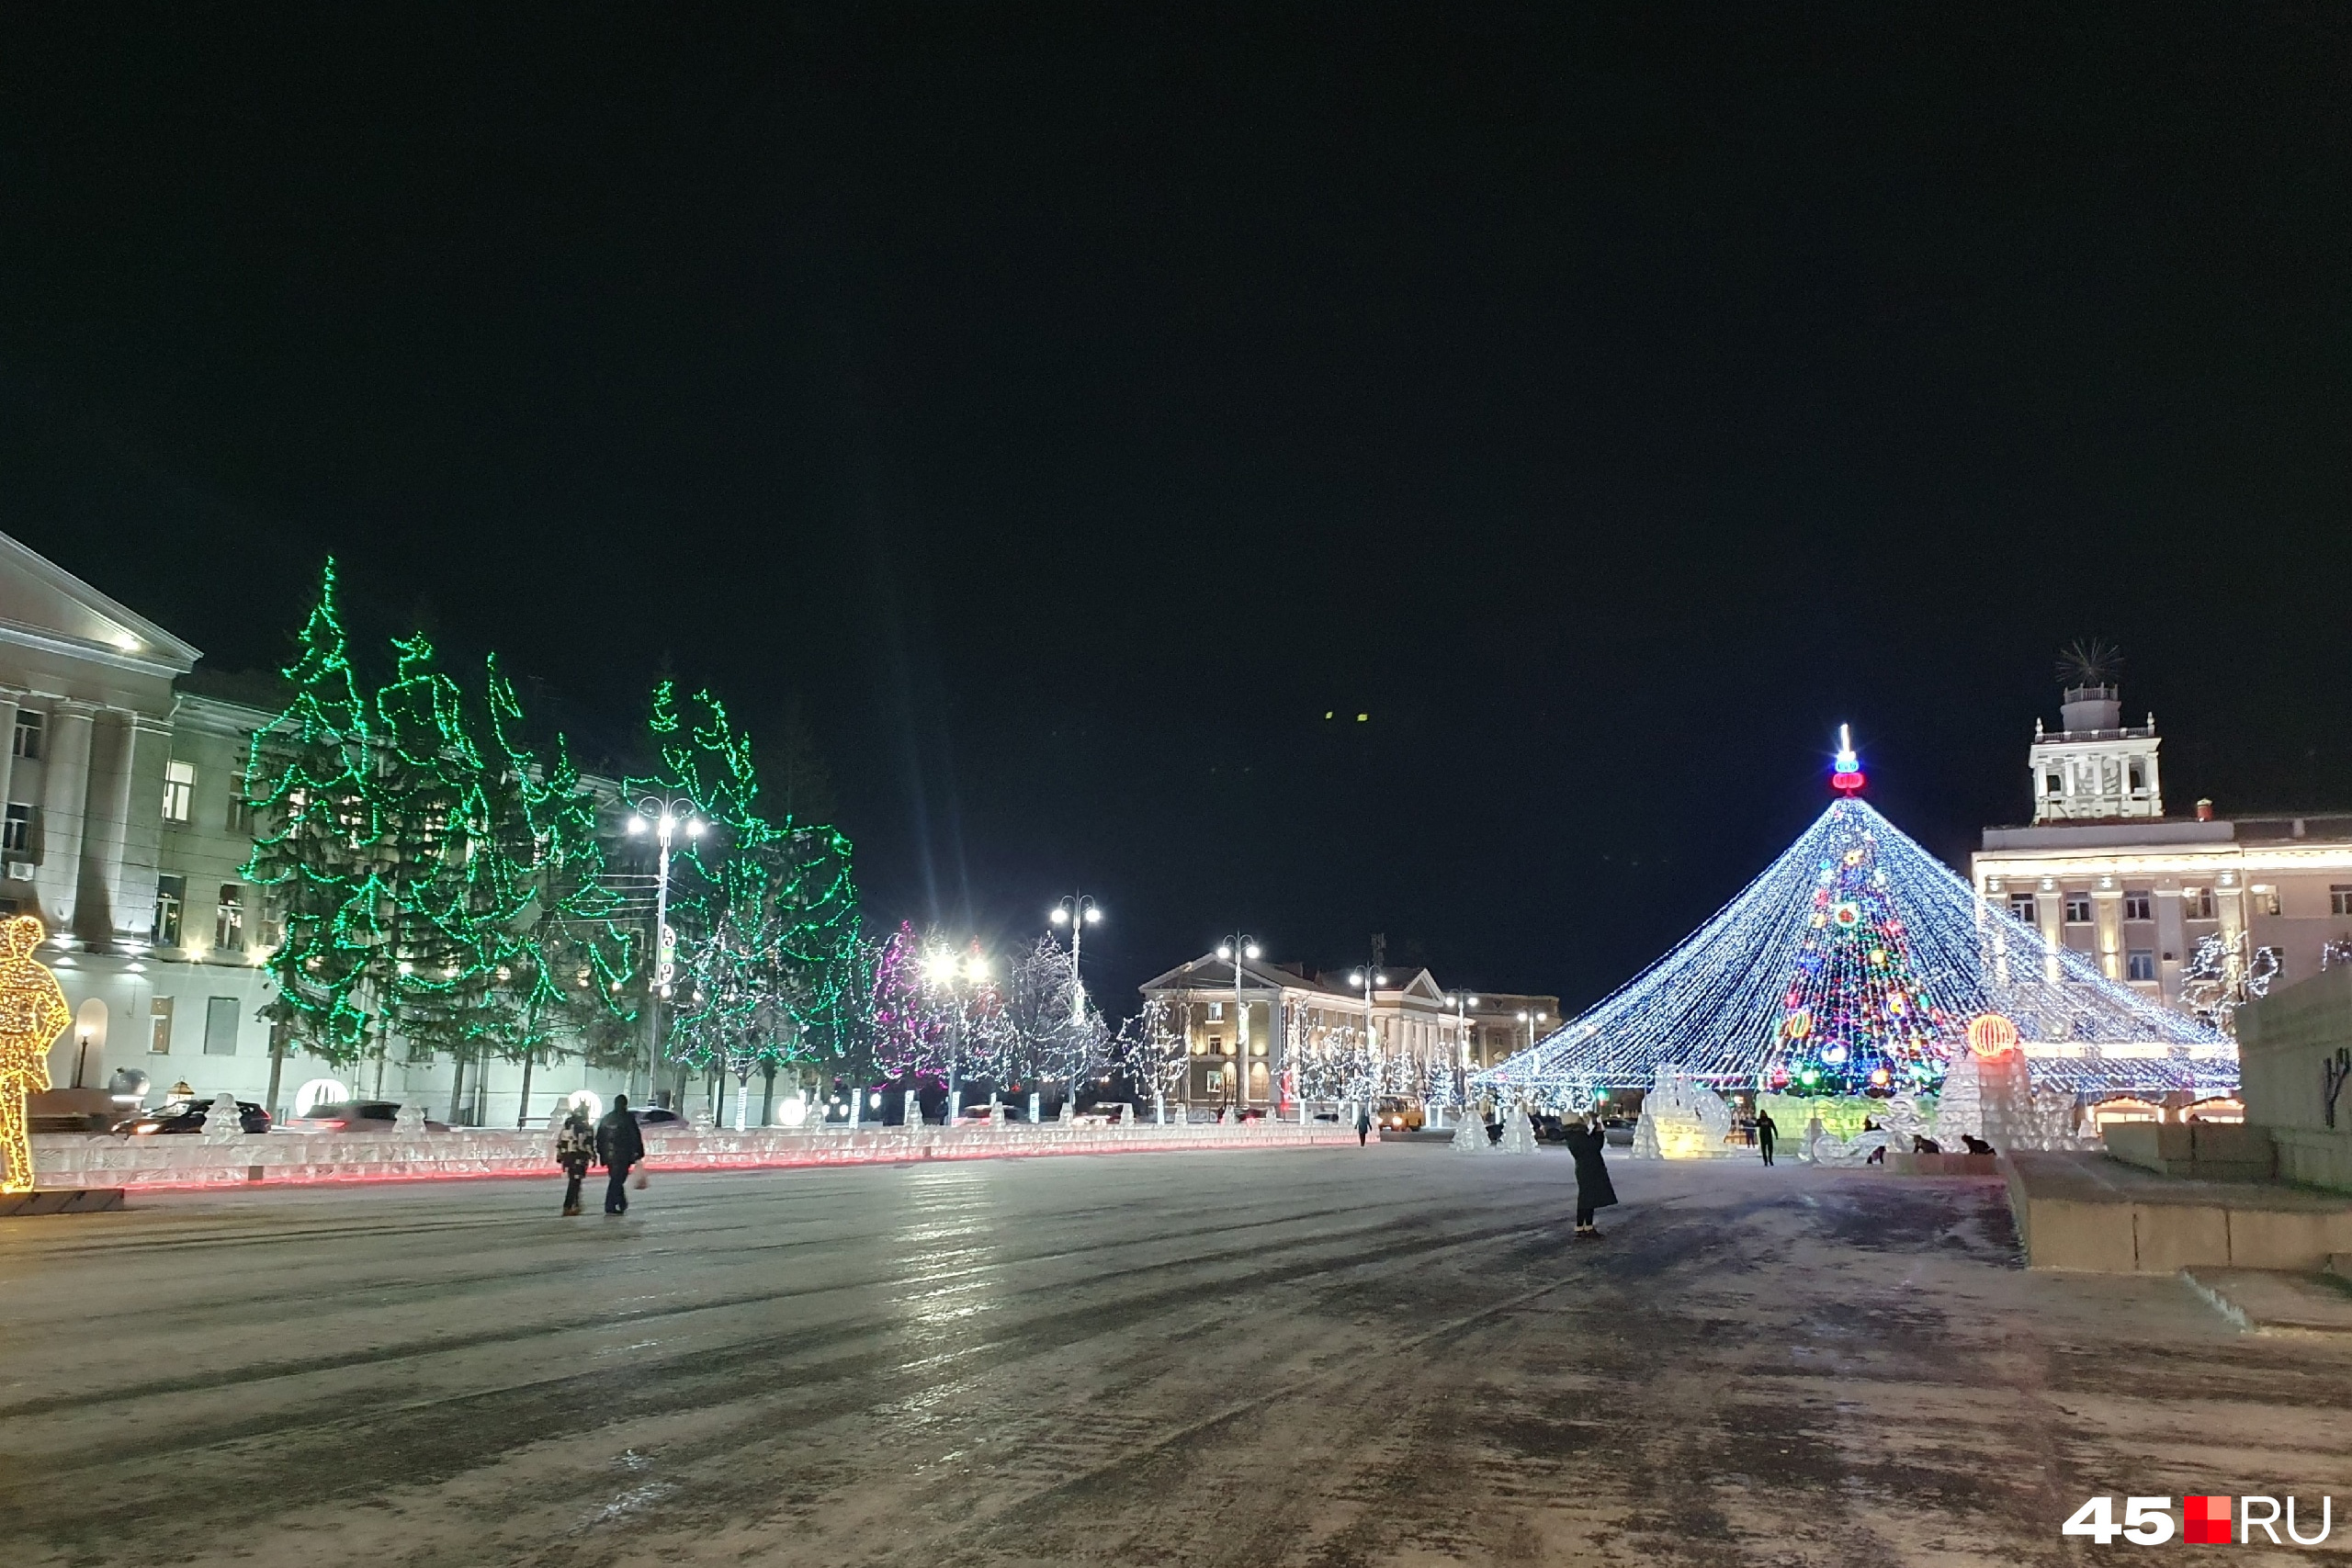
[626,682,865,1120]
[242,560,391,1111]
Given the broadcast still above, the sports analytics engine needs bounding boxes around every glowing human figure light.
[0,916,71,1193]
[1831,724,1866,795]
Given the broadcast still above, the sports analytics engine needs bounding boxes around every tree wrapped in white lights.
[1478,796,2233,1104]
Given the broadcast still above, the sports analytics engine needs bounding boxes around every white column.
[35,701,96,936]
[904,1089,919,1128]
[0,692,19,835]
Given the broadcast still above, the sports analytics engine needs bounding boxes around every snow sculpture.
[1451,1102,1490,1155]
[201,1092,246,1144]
[393,1101,429,1136]
[1499,1103,1538,1156]
[1807,1127,1894,1167]
[1628,1067,1740,1159]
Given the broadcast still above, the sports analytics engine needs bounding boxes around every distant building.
[1973,672,2352,1012]
[1136,951,1558,1110]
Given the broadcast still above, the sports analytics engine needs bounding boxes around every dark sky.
[5,6,2349,1020]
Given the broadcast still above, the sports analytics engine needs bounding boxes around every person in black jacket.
[1560,1112,1619,1240]
[1756,1108,1778,1167]
[554,1106,597,1215]
[595,1096,649,1215]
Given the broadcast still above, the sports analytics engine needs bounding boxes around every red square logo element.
[2185,1495,2233,1545]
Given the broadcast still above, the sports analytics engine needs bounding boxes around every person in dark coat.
[1560,1112,1619,1239]
[555,1105,597,1215]
[1756,1108,1778,1167]
[1355,1105,1372,1146]
[595,1096,648,1215]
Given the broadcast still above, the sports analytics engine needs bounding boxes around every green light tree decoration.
[243,560,390,1113]
[626,682,864,1123]
[476,658,639,1125]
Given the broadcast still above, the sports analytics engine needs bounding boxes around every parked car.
[958,1102,1028,1122]
[111,1099,273,1136]
[1072,1100,1135,1124]
[629,1106,688,1128]
[1374,1097,1425,1133]
[282,1100,450,1134]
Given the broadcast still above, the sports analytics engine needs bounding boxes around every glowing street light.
[626,792,712,1104]
[1213,932,1262,1113]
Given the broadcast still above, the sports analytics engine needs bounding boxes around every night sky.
[5,7,2349,1020]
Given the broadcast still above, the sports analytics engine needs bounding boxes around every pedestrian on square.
[1561,1112,1618,1240]
[595,1096,647,1215]
[1355,1104,1372,1146]
[554,1105,596,1215]
[1756,1108,1778,1167]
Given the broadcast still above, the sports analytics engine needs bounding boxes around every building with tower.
[1973,658,2352,1019]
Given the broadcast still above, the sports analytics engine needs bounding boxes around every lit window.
[1207,1001,1223,1019]
[163,761,195,823]
[0,803,28,855]
[2123,891,2152,922]
[2126,950,2156,982]
[11,710,41,761]
[214,884,244,952]
[2184,887,2214,920]
[2064,895,2092,925]
[2333,886,2352,917]
[2256,887,2281,918]
[153,875,186,947]
[149,996,175,1055]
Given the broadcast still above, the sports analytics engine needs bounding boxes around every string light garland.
[1479,782,2233,1106]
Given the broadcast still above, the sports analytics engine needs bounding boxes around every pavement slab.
[2,1146,2348,1567]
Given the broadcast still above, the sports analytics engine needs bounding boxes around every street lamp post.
[923,943,991,1120]
[1213,933,1261,1116]
[1450,991,1479,1117]
[1346,958,1389,1124]
[1049,895,1103,1115]
[625,794,706,1109]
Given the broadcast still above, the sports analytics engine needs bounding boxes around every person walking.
[1560,1111,1619,1240]
[595,1095,647,1215]
[1756,1107,1778,1167]
[1355,1104,1372,1146]
[554,1104,597,1215]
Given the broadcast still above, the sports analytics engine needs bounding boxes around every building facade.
[1136,951,1557,1110]
[4,531,639,1127]
[1973,677,2352,1013]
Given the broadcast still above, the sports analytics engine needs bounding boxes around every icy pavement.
[2,1146,2346,1566]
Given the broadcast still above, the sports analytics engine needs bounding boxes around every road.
[2,1145,2346,1566]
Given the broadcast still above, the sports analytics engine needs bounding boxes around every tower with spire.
[2028,639,2162,823]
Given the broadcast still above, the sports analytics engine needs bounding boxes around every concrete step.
[2181,1267,2352,1337]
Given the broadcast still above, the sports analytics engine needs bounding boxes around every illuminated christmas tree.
[1768,818,1955,1098]
[1477,728,2234,1104]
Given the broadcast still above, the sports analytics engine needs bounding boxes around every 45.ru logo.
[2064,1495,2335,1546]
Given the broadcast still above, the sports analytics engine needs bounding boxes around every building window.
[2127,761,2145,794]
[257,888,285,949]
[11,710,41,761]
[0,803,28,855]
[153,874,186,947]
[2064,894,2092,925]
[1206,1000,1222,1019]
[202,996,240,1056]
[162,760,195,823]
[2185,887,2214,920]
[2042,772,2062,796]
[2007,892,2037,923]
[214,884,244,952]
[2259,946,2287,982]
[2123,890,2152,922]
[149,996,175,1055]
[2256,887,2282,918]
[2126,949,2156,982]
[2333,886,2352,917]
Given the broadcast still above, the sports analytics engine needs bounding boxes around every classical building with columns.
[1972,677,2352,1013]
[1136,950,1558,1111]
[3,531,637,1126]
